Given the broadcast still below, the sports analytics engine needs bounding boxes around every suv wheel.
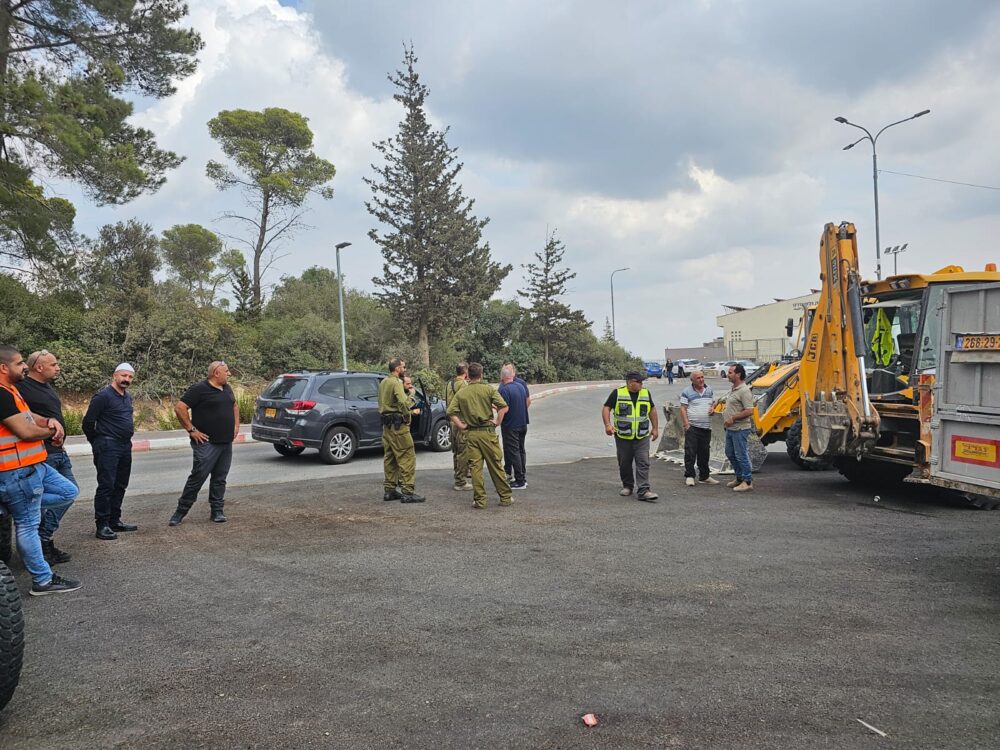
[0,561,24,711]
[430,419,451,451]
[320,426,357,465]
[273,444,306,457]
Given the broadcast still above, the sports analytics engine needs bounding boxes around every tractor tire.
[0,561,24,712]
[835,457,912,487]
[429,420,451,452]
[320,426,357,465]
[273,443,306,457]
[785,420,831,471]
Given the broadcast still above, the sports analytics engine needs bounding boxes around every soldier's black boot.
[168,510,186,526]
[210,509,227,523]
[383,489,403,501]
[41,539,72,564]
[400,493,425,504]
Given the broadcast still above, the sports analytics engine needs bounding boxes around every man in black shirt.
[83,363,138,540]
[18,350,77,563]
[169,361,239,526]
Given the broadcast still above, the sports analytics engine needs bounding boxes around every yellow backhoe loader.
[795,222,1000,506]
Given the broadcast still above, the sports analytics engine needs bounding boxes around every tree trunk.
[252,193,271,308]
[418,319,430,368]
[543,336,550,365]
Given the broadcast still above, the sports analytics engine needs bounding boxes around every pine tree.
[602,317,615,343]
[365,45,510,367]
[519,229,589,365]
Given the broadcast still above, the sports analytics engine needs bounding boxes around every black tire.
[835,457,913,487]
[429,420,451,452]
[0,514,11,567]
[273,443,306,457]
[320,426,357,465]
[0,561,24,712]
[785,419,831,471]
[960,493,1000,511]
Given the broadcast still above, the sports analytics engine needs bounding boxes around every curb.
[530,383,619,401]
[64,431,254,458]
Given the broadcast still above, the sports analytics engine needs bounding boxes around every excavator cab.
[861,297,921,398]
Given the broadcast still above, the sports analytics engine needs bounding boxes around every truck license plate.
[265,408,276,418]
[955,334,1000,350]
[951,436,1000,468]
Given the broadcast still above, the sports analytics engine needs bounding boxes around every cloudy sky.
[62,0,1000,359]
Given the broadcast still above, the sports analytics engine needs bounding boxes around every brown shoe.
[732,482,753,492]
[726,479,740,488]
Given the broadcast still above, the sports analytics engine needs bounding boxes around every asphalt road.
[3,375,997,749]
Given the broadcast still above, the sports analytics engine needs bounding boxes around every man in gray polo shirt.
[679,369,718,487]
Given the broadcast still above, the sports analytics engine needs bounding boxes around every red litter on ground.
[582,713,599,727]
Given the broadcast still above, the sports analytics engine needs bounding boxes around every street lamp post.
[335,241,352,370]
[610,267,629,341]
[835,109,930,280]
[883,243,909,276]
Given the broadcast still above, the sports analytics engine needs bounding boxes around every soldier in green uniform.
[447,362,512,509]
[377,358,424,503]
[445,362,471,491]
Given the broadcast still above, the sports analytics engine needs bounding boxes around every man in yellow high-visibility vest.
[601,371,660,502]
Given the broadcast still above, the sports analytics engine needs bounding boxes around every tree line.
[0,5,640,398]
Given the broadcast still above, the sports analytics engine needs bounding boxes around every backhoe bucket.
[655,405,767,474]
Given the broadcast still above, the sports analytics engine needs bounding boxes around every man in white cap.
[83,363,139,540]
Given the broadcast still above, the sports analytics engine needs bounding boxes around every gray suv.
[251,370,452,464]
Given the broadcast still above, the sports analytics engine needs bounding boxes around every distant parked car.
[718,360,758,378]
[252,370,451,464]
[672,359,702,377]
[643,361,664,378]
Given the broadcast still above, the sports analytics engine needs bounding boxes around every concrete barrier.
[655,404,767,475]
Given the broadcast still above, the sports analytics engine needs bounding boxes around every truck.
[796,222,1000,506]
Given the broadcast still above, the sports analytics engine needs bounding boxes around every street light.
[610,267,629,341]
[335,241,352,371]
[835,108,930,280]
[883,243,909,276]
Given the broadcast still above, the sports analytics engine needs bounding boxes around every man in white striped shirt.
[679,370,718,486]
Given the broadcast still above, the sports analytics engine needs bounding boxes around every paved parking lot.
[2,452,998,749]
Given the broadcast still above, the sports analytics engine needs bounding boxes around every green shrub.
[235,389,257,423]
[155,405,182,431]
[411,367,443,398]
[63,407,84,436]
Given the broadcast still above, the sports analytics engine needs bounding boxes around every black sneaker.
[511,480,527,490]
[30,573,82,596]
[210,510,227,523]
[41,539,72,564]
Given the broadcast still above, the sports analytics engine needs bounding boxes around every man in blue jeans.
[0,345,82,595]
[169,361,240,526]
[722,363,755,492]
[18,349,78,563]
[83,363,139,540]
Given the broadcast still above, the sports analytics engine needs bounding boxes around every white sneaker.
[685,477,696,487]
[726,479,739,488]
[732,481,753,492]
[699,476,720,485]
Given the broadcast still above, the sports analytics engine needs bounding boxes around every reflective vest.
[0,383,47,472]
[613,386,651,440]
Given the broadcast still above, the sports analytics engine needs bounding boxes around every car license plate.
[265,408,276,418]
[956,334,1000,350]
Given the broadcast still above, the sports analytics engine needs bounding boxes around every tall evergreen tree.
[365,45,510,367]
[601,317,615,343]
[520,229,588,365]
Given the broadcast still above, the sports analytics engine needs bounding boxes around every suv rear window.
[262,376,309,400]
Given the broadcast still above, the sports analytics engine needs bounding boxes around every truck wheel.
[0,514,11,567]
[320,426,356,465]
[273,444,306,457]
[835,457,912,486]
[430,420,451,452]
[785,420,830,471]
[0,561,24,712]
